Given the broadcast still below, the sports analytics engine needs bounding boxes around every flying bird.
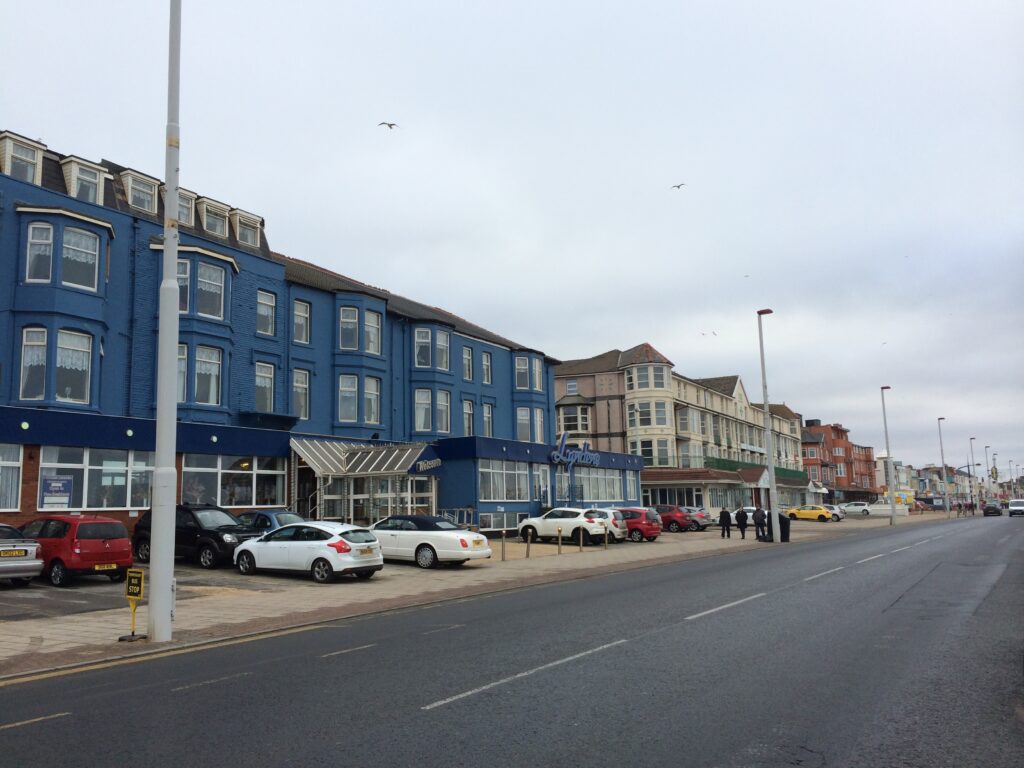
[378,122,398,129]
[671,183,686,189]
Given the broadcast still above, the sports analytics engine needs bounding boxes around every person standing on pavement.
[735,507,749,539]
[753,507,767,541]
[718,507,732,538]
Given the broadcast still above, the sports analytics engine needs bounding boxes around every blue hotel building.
[0,131,641,532]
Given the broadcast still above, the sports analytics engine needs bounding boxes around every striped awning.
[290,438,432,477]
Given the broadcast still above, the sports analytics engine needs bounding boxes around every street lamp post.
[969,437,977,511]
[756,309,781,543]
[937,418,952,519]
[984,445,991,498]
[992,453,998,496]
[880,386,896,527]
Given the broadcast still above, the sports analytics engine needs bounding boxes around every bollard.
[526,532,531,558]
[578,525,584,552]
[557,526,562,555]
[603,523,608,549]
[501,529,506,561]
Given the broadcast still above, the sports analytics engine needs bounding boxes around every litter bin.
[765,511,790,543]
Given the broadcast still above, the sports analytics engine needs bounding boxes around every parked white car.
[841,501,871,516]
[583,508,628,542]
[824,504,846,521]
[517,507,610,544]
[234,521,383,583]
[371,515,491,568]
[1008,499,1024,517]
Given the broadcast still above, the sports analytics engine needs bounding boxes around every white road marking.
[890,546,911,553]
[911,539,932,546]
[997,535,1010,545]
[171,672,251,692]
[856,554,886,564]
[803,567,845,582]
[321,643,376,658]
[421,639,628,710]
[422,624,464,635]
[0,712,71,730]
[685,593,766,620]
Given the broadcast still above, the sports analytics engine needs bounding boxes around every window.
[72,165,99,203]
[177,344,187,402]
[127,175,157,212]
[565,379,578,395]
[338,375,358,422]
[482,352,492,384]
[625,368,634,390]
[256,291,276,336]
[462,347,473,380]
[182,454,285,508]
[255,362,274,413]
[437,390,451,433]
[833,446,845,457]
[365,377,380,424]
[807,447,818,458]
[61,228,99,290]
[38,446,154,511]
[196,263,225,319]
[463,400,474,436]
[293,369,309,420]
[176,260,189,312]
[339,307,358,350]
[9,141,38,183]
[365,311,381,355]
[482,403,493,437]
[26,223,52,282]
[637,402,652,427]
[534,408,545,443]
[56,330,91,403]
[630,439,655,467]
[678,408,689,432]
[656,439,670,466]
[293,301,310,344]
[836,463,847,477]
[561,405,590,432]
[516,407,531,441]
[653,366,667,388]
[655,401,668,426]
[19,328,46,400]
[204,207,227,236]
[415,389,432,431]
[195,346,222,405]
[533,464,550,505]
[237,220,259,246]
[515,357,529,389]
[479,459,529,501]
[437,331,449,371]
[0,444,22,511]
[636,367,650,388]
[532,358,543,391]
[627,470,637,501]
[415,329,431,367]
[178,193,194,226]
[809,466,819,481]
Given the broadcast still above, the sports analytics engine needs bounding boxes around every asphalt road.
[1,517,1021,767]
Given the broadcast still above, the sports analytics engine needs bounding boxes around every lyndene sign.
[550,433,600,469]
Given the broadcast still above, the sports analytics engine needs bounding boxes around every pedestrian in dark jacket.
[735,507,749,539]
[753,507,767,540]
[718,507,732,538]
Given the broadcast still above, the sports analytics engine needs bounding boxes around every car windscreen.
[274,513,304,526]
[193,509,241,528]
[645,511,661,522]
[427,519,460,530]
[340,530,377,543]
[0,525,25,539]
[77,522,129,540]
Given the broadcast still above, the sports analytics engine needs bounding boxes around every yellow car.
[786,504,832,522]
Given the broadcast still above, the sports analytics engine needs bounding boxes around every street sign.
[119,568,147,642]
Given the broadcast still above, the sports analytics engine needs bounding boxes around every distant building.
[801,420,880,504]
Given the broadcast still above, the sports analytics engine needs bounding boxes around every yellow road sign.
[125,568,144,600]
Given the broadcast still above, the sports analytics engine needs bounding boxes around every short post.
[501,529,506,561]
[603,523,608,549]
[557,526,562,554]
[578,525,584,552]
[525,533,531,559]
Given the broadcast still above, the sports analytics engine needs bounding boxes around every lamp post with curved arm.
[938,418,951,519]
[880,386,896,527]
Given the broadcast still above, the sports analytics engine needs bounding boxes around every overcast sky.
[3,1,1022,477]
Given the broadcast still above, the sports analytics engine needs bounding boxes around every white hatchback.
[517,507,609,544]
[371,515,492,568]
[234,521,383,583]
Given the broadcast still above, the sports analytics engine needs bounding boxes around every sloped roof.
[751,403,801,420]
[695,376,740,396]
[555,349,624,377]
[617,343,673,367]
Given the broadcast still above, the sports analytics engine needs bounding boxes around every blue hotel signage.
[550,434,601,469]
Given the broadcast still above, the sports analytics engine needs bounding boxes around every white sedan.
[371,515,491,568]
[234,521,383,583]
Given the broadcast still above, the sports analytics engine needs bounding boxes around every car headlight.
[222,533,238,543]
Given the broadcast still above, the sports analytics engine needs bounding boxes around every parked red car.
[20,514,133,587]
[651,504,702,533]
[616,507,662,542]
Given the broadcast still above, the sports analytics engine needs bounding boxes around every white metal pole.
[757,309,780,542]
[938,418,951,520]
[984,445,991,498]
[880,387,896,526]
[149,0,182,642]
[969,437,977,510]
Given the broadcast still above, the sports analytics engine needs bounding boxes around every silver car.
[824,504,846,522]
[0,524,44,585]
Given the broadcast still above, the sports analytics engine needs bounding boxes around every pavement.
[0,512,950,681]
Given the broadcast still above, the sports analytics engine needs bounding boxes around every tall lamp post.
[984,445,991,498]
[880,386,897,527]
[756,309,781,543]
[969,437,977,511]
[992,453,998,496]
[937,418,952,519]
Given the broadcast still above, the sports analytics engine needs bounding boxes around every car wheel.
[49,560,71,587]
[311,558,334,583]
[520,526,536,543]
[198,544,219,569]
[356,570,375,579]
[832,514,840,522]
[237,551,256,575]
[108,569,127,583]
[630,529,643,542]
[415,545,438,569]
[135,539,151,563]
[788,513,797,520]
[668,521,681,533]
[687,521,700,531]
[863,509,869,516]
[818,515,827,522]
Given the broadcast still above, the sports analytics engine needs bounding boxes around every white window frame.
[437,390,451,433]
[636,366,650,389]
[516,407,531,441]
[61,227,99,291]
[237,220,259,246]
[19,327,47,401]
[293,300,310,344]
[256,291,276,336]
[515,356,529,389]
[415,329,432,368]
[203,206,228,237]
[437,331,450,371]
[339,307,359,350]
[338,374,358,422]
[415,389,432,431]
[55,330,91,404]
[482,403,494,437]
[653,366,667,388]
[534,408,545,444]
[196,263,225,319]
[364,376,381,425]
[482,352,492,385]
[177,260,189,313]
[195,346,222,405]
[462,347,473,380]
[26,222,52,283]
[177,344,187,403]
[73,165,100,204]
[293,369,309,420]
[532,358,543,391]
[365,310,381,355]
[7,140,40,184]
[565,379,578,395]
[0,444,22,512]
[463,400,474,436]
[255,362,275,413]
[177,191,195,226]
[126,174,157,213]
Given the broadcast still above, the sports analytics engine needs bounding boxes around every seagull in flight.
[671,183,686,189]
[378,122,398,129]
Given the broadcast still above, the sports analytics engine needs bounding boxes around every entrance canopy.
[290,438,437,477]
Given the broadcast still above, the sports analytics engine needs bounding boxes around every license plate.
[1,549,27,558]
[359,547,374,556]
[94,563,117,571]
[473,540,483,547]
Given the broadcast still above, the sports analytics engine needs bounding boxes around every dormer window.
[230,210,261,247]
[1,134,46,185]
[177,190,196,226]
[60,158,106,205]
[122,172,158,213]
[197,199,229,237]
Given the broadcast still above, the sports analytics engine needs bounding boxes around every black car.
[982,500,1003,516]
[132,505,261,568]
